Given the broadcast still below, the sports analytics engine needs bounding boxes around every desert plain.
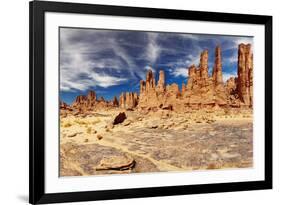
[60,108,253,176]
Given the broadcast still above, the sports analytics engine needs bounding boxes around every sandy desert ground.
[60,109,253,176]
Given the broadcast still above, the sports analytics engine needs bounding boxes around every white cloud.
[228,55,237,64]
[179,33,200,40]
[60,28,132,91]
[171,67,188,78]
[90,73,127,88]
[234,37,253,47]
[185,56,200,66]
[144,65,155,72]
[60,28,253,92]
[222,72,236,82]
[223,36,254,51]
[184,44,202,67]
[145,33,160,64]
[60,66,127,91]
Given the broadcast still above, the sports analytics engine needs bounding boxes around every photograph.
[59,27,254,177]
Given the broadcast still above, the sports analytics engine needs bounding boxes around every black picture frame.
[29,0,272,204]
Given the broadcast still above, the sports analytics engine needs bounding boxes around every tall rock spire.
[145,69,156,92]
[212,46,223,85]
[140,80,146,95]
[156,70,165,92]
[112,96,119,107]
[237,43,253,106]
[187,64,196,90]
[119,92,126,108]
[199,50,209,80]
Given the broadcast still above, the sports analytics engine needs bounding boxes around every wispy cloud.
[60,28,134,91]
[222,72,236,82]
[178,33,201,40]
[145,33,161,64]
[90,73,127,88]
[185,54,200,66]
[60,27,253,97]
[228,55,238,64]
[222,36,254,52]
[171,67,188,77]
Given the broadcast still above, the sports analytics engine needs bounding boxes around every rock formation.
[145,70,156,91]
[199,50,209,82]
[237,44,253,107]
[156,70,165,92]
[72,95,88,110]
[182,82,186,94]
[119,92,138,109]
[60,100,70,110]
[138,70,159,108]
[119,93,126,108]
[113,112,127,125]
[225,77,240,107]
[64,43,253,113]
[71,90,120,111]
[137,44,253,111]
[112,96,119,107]
[140,80,146,94]
[213,46,223,85]
[86,90,96,107]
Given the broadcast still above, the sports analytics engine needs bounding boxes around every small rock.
[84,139,89,143]
[96,155,135,171]
[73,111,80,116]
[113,112,127,125]
[168,122,175,128]
[97,134,103,140]
[81,114,87,118]
[67,132,81,138]
[206,119,213,123]
[106,123,114,129]
[162,104,173,110]
[151,125,158,129]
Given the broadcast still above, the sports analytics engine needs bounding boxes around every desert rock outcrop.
[60,100,70,110]
[119,92,138,109]
[66,43,253,113]
[213,46,223,85]
[137,44,252,111]
[237,44,253,107]
[71,90,120,111]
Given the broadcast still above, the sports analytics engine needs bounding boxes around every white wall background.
[0,0,279,204]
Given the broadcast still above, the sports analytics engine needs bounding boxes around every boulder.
[96,155,135,171]
[113,112,127,125]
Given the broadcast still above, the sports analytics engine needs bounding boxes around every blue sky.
[59,27,253,104]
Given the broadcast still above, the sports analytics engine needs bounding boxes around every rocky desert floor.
[59,109,253,176]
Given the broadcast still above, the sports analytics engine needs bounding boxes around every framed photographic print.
[29,0,272,204]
